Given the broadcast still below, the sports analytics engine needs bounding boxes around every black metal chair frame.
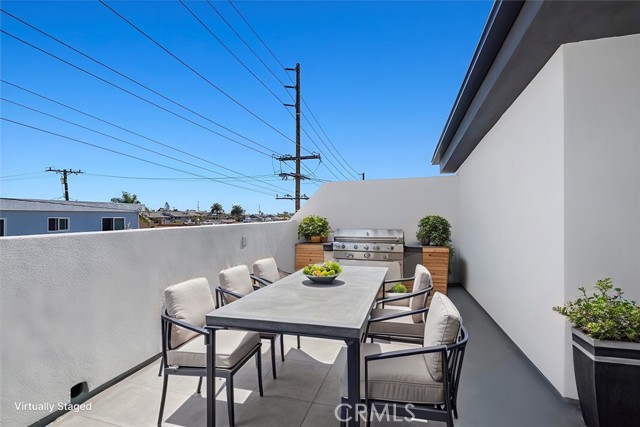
[379,275,416,307]
[364,284,434,345]
[158,308,263,427]
[215,285,285,380]
[340,325,468,427]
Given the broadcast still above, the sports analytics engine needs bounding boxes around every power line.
[99,0,295,144]
[85,172,292,182]
[224,0,359,180]
[206,0,288,88]
[0,12,281,157]
[302,100,361,176]
[2,79,303,188]
[0,118,276,196]
[1,97,290,194]
[179,0,288,106]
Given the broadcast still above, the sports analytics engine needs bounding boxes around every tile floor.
[52,287,586,427]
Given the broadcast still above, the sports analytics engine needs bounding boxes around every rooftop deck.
[52,286,584,427]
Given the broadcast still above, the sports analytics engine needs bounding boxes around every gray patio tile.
[262,359,331,402]
[301,403,340,427]
[52,413,121,427]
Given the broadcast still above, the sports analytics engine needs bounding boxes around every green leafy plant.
[416,215,451,246]
[297,215,330,240]
[389,283,407,293]
[553,278,640,342]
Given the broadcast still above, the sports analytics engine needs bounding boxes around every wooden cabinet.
[295,243,324,269]
[422,247,450,296]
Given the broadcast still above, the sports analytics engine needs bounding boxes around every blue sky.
[1,0,492,213]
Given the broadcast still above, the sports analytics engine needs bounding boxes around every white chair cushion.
[340,343,444,404]
[219,265,254,302]
[368,307,424,338]
[252,258,281,283]
[167,329,261,369]
[164,277,215,349]
[423,292,461,382]
[409,264,433,322]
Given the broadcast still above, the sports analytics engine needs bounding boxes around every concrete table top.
[206,266,388,339]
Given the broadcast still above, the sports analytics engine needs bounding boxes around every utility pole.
[278,63,320,212]
[46,167,83,201]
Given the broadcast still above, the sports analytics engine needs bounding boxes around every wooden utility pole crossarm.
[46,167,84,201]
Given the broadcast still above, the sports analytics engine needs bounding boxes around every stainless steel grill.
[326,229,405,282]
[331,228,404,261]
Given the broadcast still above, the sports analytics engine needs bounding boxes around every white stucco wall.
[457,47,568,395]
[562,34,640,396]
[0,222,297,426]
[456,33,640,399]
[293,177,460,279]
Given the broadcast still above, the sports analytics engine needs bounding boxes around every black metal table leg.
[346,338,360,427]
[207,327,216,427]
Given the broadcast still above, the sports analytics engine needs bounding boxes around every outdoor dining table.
[205,265,388,427]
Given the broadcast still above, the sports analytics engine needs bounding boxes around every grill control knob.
[354,244,358,249]
[341,243,346,249]
[347,252,354,259]
[389,245,395,251]
[364,252,371,259]
[375,245,381,250]
[364,245,369,250]
[383,254,388,260]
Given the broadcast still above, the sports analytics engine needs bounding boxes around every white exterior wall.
[293,177,460,279]
[457,48,568,394]
[562,34,640,396]
[0,222,297,426]
[457,34,640,399]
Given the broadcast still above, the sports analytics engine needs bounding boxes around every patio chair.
[365,264,434,344]
[340,292,468,427]
[217,265,285,379]
[158,277,263,427]
[251,257,301,349]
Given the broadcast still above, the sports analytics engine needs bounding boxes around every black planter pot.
[571,328,640,427]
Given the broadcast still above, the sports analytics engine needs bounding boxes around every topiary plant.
[297,215,330,241]
[553,278,640,342]
[416,215,451,246]
[389,283,407,293]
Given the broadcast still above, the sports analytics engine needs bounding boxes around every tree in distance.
[230,204,245,221]
[211,203,224,218]
[111,191,140,204]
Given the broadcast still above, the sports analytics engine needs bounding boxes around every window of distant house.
[48,217,69,232]
[102,217,125,231]
[0,218,5,236]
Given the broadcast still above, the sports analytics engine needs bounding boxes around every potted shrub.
[416,215,454,271]
[298,215,330,243]
[553,278,640,427]
[416,215,450,246]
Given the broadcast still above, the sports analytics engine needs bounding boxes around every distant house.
[0,198,143,237]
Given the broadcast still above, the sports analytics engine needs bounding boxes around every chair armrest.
[365,344,447,363]
[377,284,433,304]
[368,307,429,323]
[250,274,272,287]
[161,311,209,336]
[383,276,415,285]
[215,287,245,306]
